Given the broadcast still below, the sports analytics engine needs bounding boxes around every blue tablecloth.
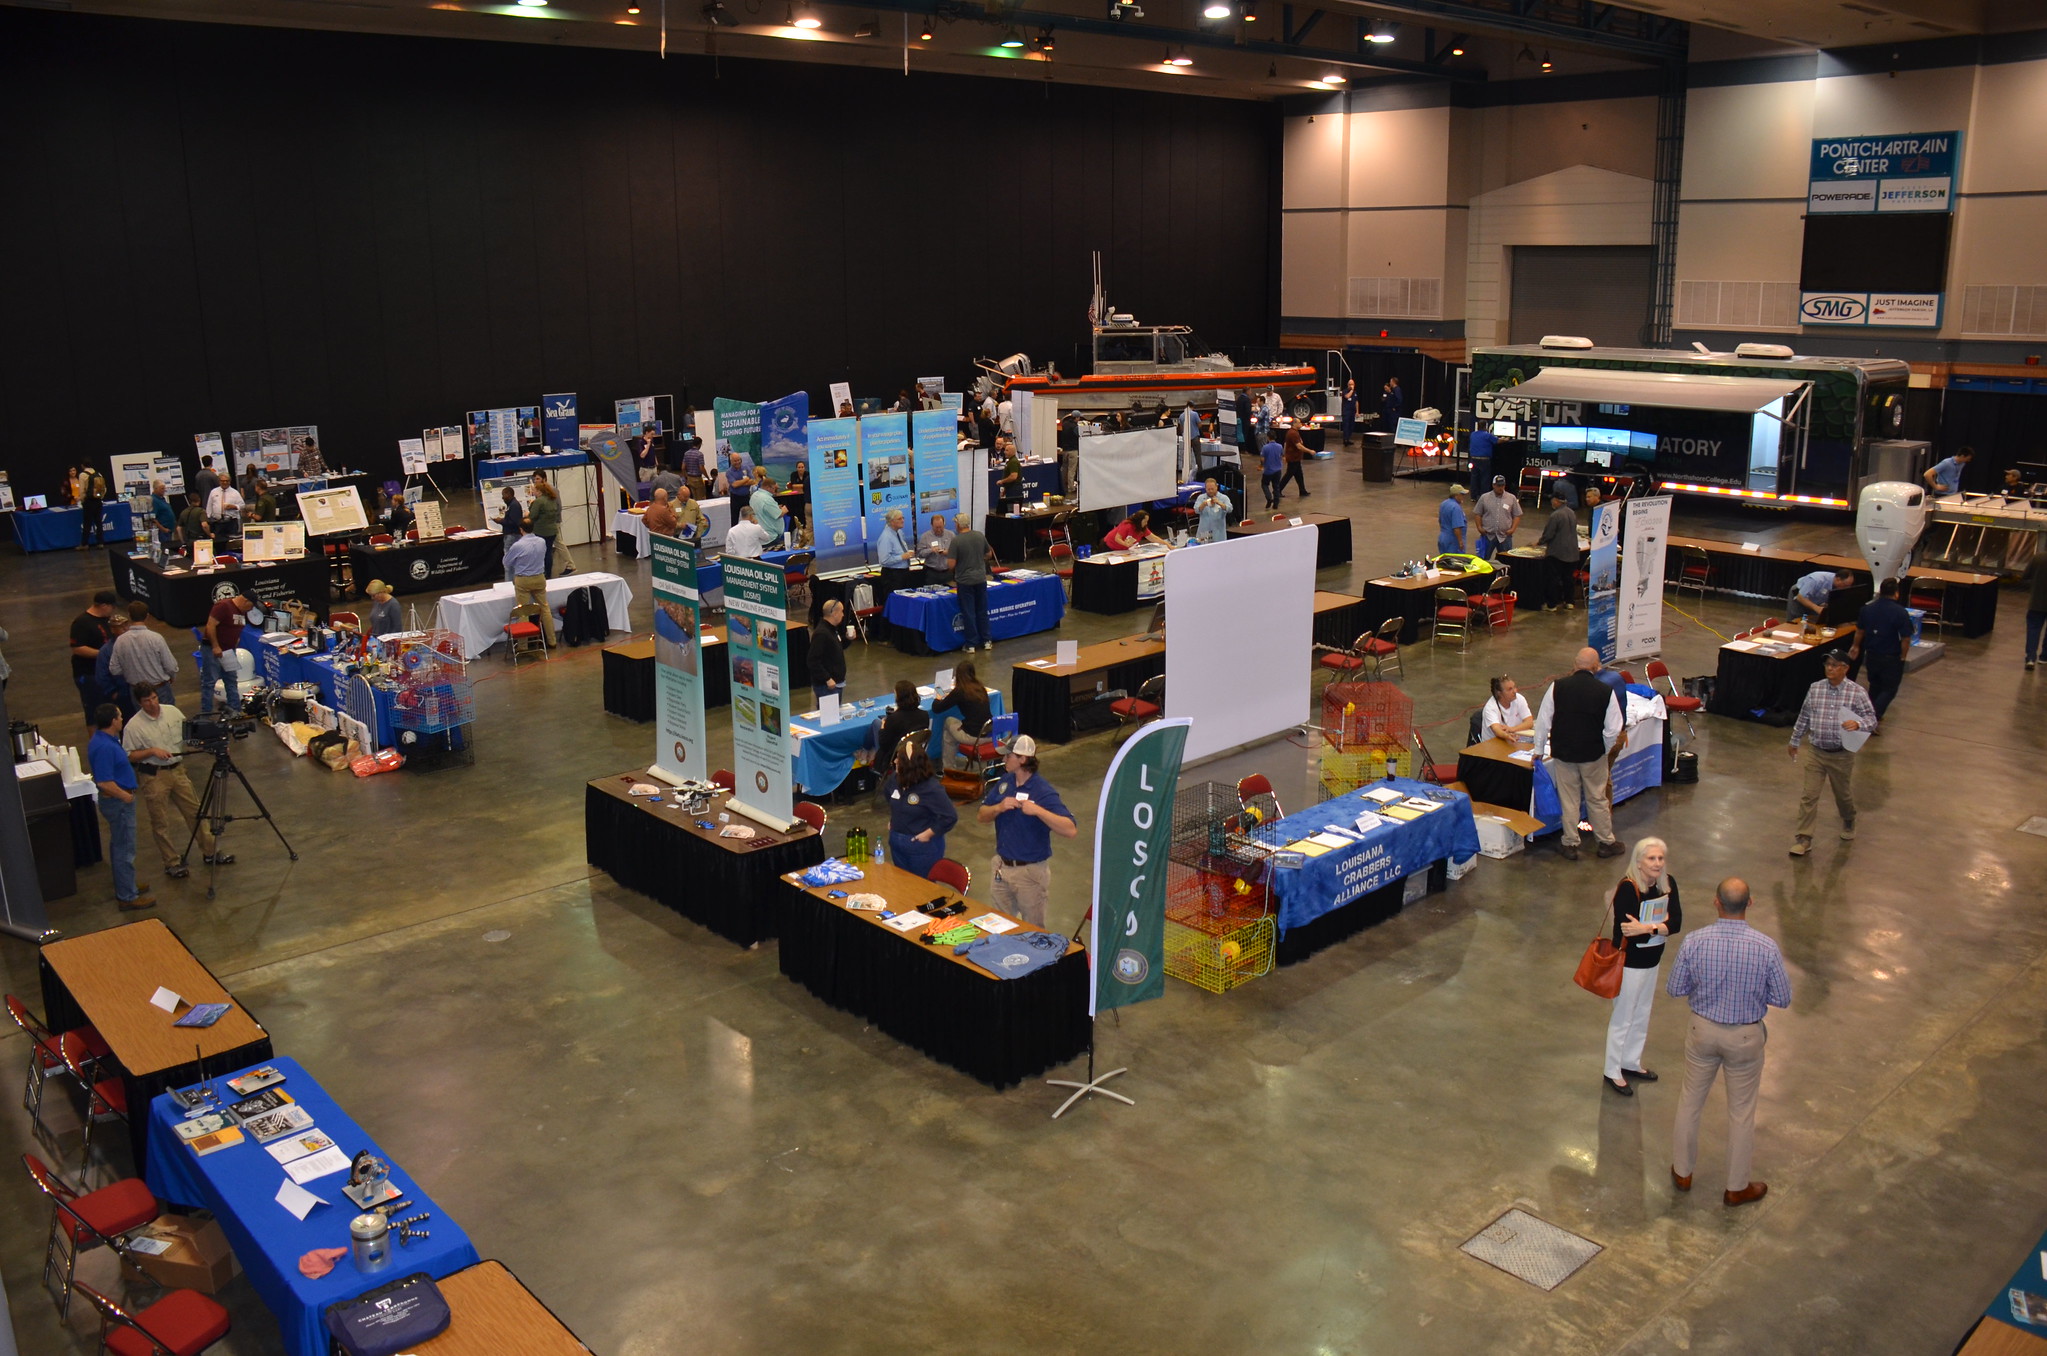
[1982,1223,2047,1339]
[988,460,1061,505]
[1528,688,1665,835]
[144,1056,480,1356]
[881,572,1066,653]
[475,451,588,476]
[696,548,802,602]
[254,640,399,746]
[1250,779,1481,935]
[791,688,1006,794]
[10,502,135,551]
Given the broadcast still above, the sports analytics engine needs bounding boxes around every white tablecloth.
[434,571,635,656]
[612,500,731,556]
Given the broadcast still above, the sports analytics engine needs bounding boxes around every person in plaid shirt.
[1786,649,1877,857]
[1666,878,1792,1205]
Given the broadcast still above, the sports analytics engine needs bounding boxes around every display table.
[111,551,332,628]
[144,1056,480,1356]
[778,861,1090,1089]
[602,639,656,722]
[409,1261,591,1355]
[790,686,1006,794]
[1248,779,1481,947]
[1012,634,1165,743]
[1962,1222,2047,1353]
[1805,552,2000,638]
[1312,590,1370,650]
[255,640,400,747]
[10,502,135,552]
[1707,623,1858,723]
[1363,570,1469,645]
[1226,511,1354,568]
[987,458,1062,510]
[39,919,273,1173]
[585,775,825,946]
[1663,534,1827,603]
[434,570,633,656]
[1071,547,1170,615]
[984,505,1067,563]
[346,531,504,596]
[614,502,732,558]
[1456,694,1667,835]
[883,571,1066,654]
[1499,547,1564,611]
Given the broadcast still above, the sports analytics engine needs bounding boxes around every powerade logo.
[1800,294,1868,324]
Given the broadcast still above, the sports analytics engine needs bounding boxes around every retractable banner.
[807,416,864,573]
[1618,495,1672,660]
[581,425,630,494]
[722,556,794,825]
[758,391,808,484]
[714,398,761,468]
[650,534,707,785]
[1586,500,1620,662]
[910,409,959,524]
[859,412,914,557]
[543,394,579,453]
[1090,717,1191,1016]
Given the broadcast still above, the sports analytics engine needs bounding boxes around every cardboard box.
[132,1215,240,1295]
[1470,801,1543,859]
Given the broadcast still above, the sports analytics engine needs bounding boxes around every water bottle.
[872,841,885,866]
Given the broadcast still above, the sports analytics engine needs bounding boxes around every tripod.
[183,742,299,899]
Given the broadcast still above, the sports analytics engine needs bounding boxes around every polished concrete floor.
[4,460,2045,1355]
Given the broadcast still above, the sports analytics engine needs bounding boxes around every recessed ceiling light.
[516,0,547,7]
[1202,0,1230,17]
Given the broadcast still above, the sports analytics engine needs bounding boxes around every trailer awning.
[1500,367,1808,414]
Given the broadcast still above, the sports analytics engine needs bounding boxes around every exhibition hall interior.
[6,0,2047,1350]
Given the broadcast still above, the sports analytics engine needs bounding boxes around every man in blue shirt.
[1666,878,1791,1205]
[88,704,154,910]
[1849,577,1913,716]
[1260,436,1285,510]
[876,510,911,568]
[976,734,1076,928]
[1193,478,1233,544]
[504,523,556,648]
[1922,446,1973,495]
[1436,486,1469,554]
[1465,424,1496,495]
[1787,569,1851,625]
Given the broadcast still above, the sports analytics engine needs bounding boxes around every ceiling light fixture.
[1449,39,1464,56]
[1167,46,1192,65]
[1001,25,1025,46]
[702,0,733,22]
[1540,49,1553,70]
[1036,25,1055,50]
[1367,19,1393,43]
[1241,0,1255,19]
[1322,68,1346,83]
[1202,0,1230,17]
[854,17,878,36]
[790,3,821,28]
[626,4,639,11]
[918,17,933,38]
[516,0,547,7]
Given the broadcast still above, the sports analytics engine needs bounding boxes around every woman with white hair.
[1604,835,1680,1096]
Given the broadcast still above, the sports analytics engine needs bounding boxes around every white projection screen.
[1077,427,1177,511]
[1163,526,1318,762]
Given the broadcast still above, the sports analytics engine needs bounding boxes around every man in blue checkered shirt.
[1787,649,1878,856]
[1666,878,1792,1207]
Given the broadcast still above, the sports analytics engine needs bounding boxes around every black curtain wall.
[0,9,1279,497]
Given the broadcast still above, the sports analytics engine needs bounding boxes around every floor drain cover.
[1459,1208,1602,1291]
[482,930,512,943]
[2018,817,2047,839]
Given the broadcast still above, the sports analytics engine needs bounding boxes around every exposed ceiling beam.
[1326,0,1685,61]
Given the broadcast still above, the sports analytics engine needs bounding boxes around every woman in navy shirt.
[882,734,957,880]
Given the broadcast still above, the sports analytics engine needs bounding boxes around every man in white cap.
[976,734,1076,928]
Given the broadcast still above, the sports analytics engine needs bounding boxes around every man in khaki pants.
[1665,879,1793,1206]
[504,521,556,648]
[1786,649,1877,855]
[120,684,228,879]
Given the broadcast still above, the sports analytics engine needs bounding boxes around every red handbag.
[1572,889,1625,999]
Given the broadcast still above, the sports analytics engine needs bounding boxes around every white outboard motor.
[1856,481,1927,585]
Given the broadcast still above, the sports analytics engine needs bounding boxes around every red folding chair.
[1237,773,1283,825]
[22,1154,160,1319]
[59,1033,127,1184]
[72,1278,231,1356]
[712,769,736,791]
[1109,675,1164,735]
[1646,659,1701,741]
[792,801,827,832]
[929,858,972,893]
[8,995,107,1136]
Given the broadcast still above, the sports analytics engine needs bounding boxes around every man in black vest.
[1532,647,1626,861]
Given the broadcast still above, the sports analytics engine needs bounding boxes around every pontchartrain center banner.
[649,534,707,785]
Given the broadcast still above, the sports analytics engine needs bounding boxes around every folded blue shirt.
[954,931,1070,980]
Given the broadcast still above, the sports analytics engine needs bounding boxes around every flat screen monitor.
[24,494,48,510]
[1584,448,1614,469]
[1539,427,1587,465]
[1628,430,1659,461]
[1490,420,1517,437]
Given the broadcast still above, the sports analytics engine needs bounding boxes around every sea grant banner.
[543,393,579,453]
[650,534,707,785]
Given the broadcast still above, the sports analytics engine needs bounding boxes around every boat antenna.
[1090,250,1104,328]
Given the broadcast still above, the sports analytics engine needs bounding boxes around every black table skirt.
[1071,559,1142,615]
[985,513,1053,564]
[584,784,824,946]
[1708,643,1838,724]
[110,551,332,628]
[1013,652,1165,744]
[1313,596,1369,651]
[1455,754,1532,814]
[1275,860,1447,966]
[1661,548,1807,603]
[602,647,655,723]
[1501,555,1566,612]
[1936,578,2000,638]
[347,535,503,597]
[1310,517,1353,568]
[1363,581,1440,646]
[778,884,1092,1089]
[40,946,272,1175]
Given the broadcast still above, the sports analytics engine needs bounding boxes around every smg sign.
[1798,292,1941,329]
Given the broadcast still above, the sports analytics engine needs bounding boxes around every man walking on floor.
[504,520,557,649]
[948,514,994,652]
[1849,577,1913,717]
[123,684,229,879]
[1787,649,1876,855]
[1532,647,1625,861]
[977,734,1076,928]
[1667,877,1791,1207]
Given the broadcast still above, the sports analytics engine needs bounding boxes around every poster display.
[298,486,369,537]
[230,426,319,478]
[916,377,944,405]
[399,439,428,475]
[1089,718,1192,1015]
[466,408,539,460]
[722,556,794,826]
[1586,500,1620,663]
[650,533,708,786]
[757,391,808,483]
[110,452,160,499]
[0,472,13,514]
[1011,388,1035,457]
[152,457,186,495]
[433,425,465,462]
[828,382,854,419]
[859,412,913,556]
[910,409,959,520]
[1618,495,1672,660]
[714,398,761,468]
[1077,427,1176,512]
[194,432,224,463]
[543,393,579,453]
[807,416,864,573]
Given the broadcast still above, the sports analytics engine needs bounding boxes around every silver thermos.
[10,721,39,764]
[349,1213,391,1272]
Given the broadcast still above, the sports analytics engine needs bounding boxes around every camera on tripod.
[186,711,257,756]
